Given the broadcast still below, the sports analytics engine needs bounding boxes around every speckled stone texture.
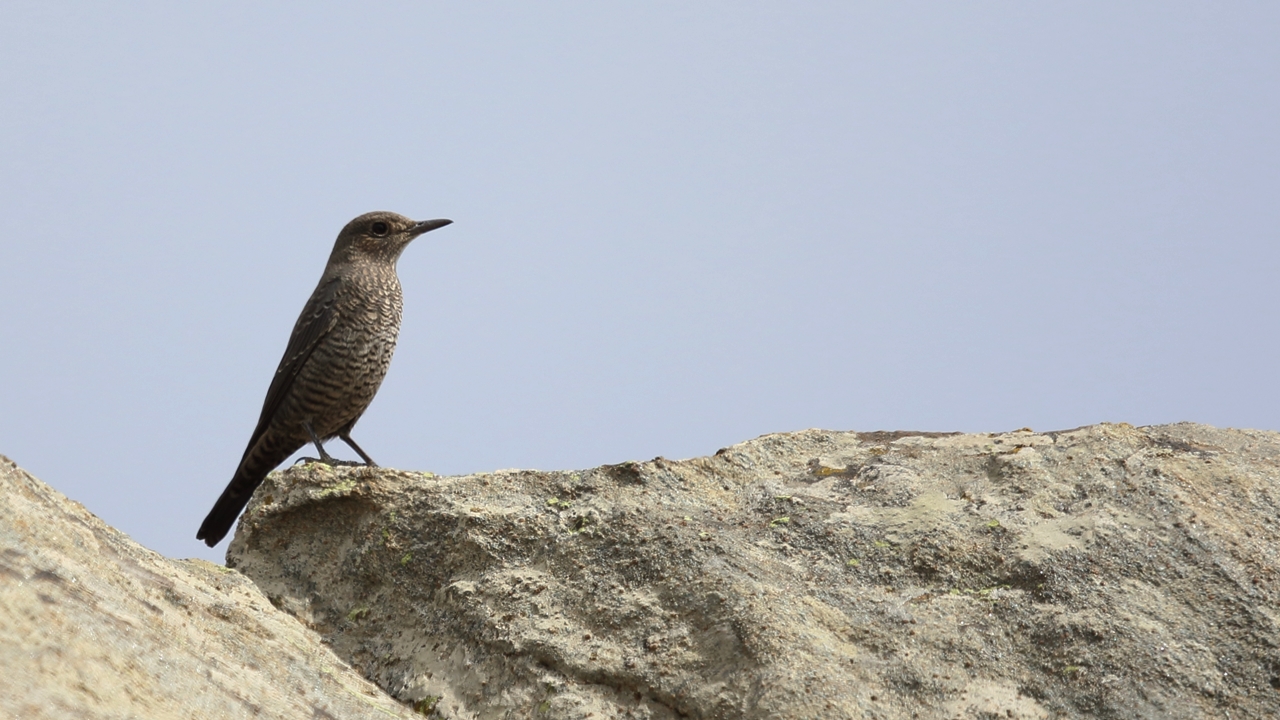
[0,455,418,720]
[227,422,1280,719]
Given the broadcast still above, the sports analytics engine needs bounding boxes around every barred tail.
[197,433,303,547]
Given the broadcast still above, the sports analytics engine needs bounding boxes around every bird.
[197,211,452,547]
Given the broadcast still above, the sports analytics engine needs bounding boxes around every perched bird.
[197,211,452,547]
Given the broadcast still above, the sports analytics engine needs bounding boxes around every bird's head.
[328,211,452,266]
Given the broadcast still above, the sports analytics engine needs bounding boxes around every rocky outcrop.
[7,422,1280,719]
[0,455,418,720]
[227,422,1280,719]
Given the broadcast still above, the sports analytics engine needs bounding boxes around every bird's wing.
[238,276,343,463]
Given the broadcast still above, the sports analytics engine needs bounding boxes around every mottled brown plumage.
[197,211,452,547]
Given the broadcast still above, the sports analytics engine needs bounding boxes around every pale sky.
[2,3,1277,563]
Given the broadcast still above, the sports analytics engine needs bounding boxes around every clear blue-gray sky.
[2,3,1277,562]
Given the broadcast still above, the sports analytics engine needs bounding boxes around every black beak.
[409,218,453,237]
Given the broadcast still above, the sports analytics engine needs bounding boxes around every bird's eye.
[370,221,390,237]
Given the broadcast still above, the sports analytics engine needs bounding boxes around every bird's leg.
[296,421,339,465]
[338,431,379,467]
[294,422,370,467]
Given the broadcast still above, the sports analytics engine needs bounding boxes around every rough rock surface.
[228,422,1280,719]
[0,455,418,720]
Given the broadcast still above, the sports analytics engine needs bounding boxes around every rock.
[227,422,1280,719]
[0,455,418,720]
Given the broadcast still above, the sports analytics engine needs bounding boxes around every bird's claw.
[294,456,365,467]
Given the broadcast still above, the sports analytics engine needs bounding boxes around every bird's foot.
[294,456,365,467]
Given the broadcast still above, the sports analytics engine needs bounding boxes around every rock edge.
[0,454,419,720]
